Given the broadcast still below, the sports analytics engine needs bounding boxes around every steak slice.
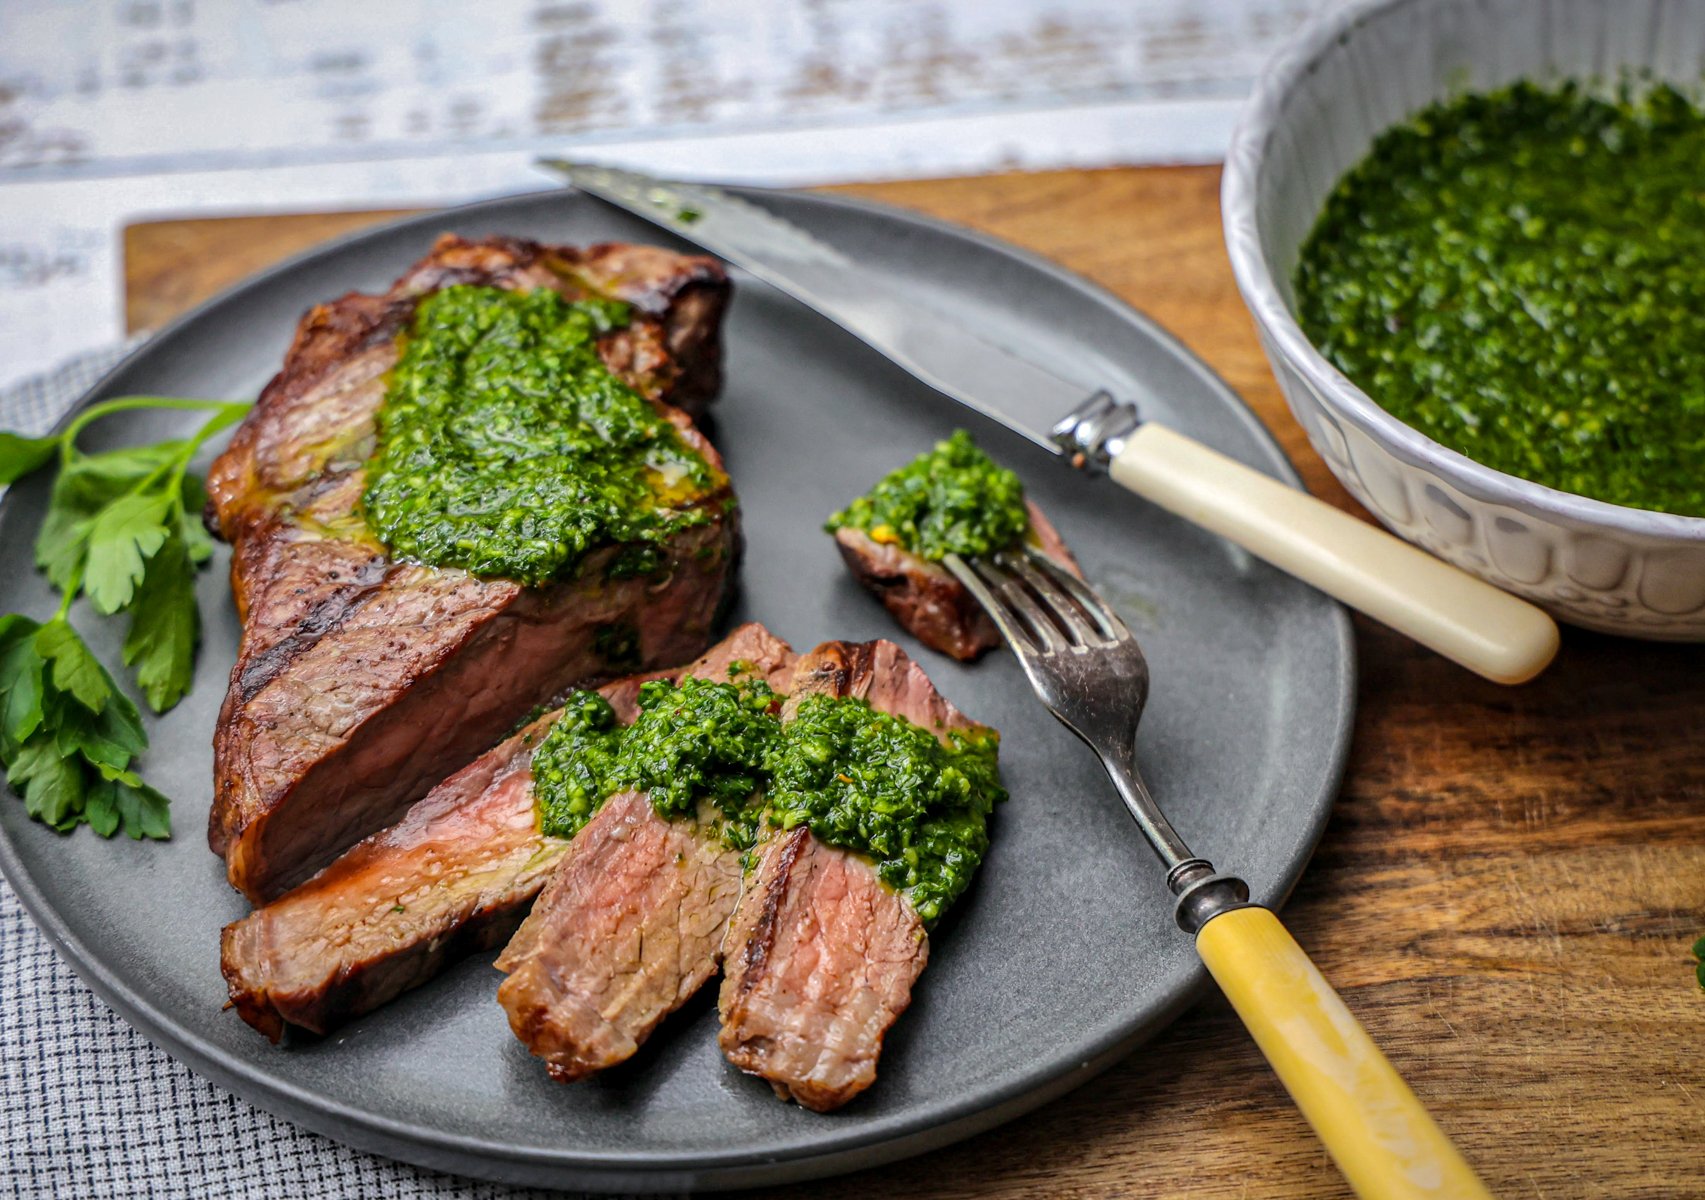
[717,639,983,1111]
[494,636,799,1083]
[221,623,786,1042]
[207,234,736,903]
[834,500,1079,661]
[494,792,746,1082]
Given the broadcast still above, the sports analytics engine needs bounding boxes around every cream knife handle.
[1110,423,1559,684]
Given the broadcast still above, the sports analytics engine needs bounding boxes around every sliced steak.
[494,792,745,1082]
[220,717,562,1043]
[717,639,983,1111]
[494,637,798,1083]
[834,500,1079,661]
[207,234,736,903]
[221,623,786,1042]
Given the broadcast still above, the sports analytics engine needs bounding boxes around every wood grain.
[122,209,421,335]
[123,166,1705,1200]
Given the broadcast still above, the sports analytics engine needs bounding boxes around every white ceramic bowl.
[1223,0,1705,639]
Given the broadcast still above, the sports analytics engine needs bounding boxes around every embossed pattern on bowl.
[1223,0,1705,639]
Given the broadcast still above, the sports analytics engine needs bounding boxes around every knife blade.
[539,159,1560,685]
[537,160,1101,459]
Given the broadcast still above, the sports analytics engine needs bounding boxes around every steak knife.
[540,160,1560,684]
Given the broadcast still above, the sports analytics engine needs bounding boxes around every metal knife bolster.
[542,159,1146,473]
[1051,391,1144,475]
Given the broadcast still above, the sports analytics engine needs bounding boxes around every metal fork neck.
[1098,750,1254,933]
[1099,747,1196,871]
[943,539,1256,935]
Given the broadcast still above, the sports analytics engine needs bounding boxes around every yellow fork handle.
[1195,906,1494,1200]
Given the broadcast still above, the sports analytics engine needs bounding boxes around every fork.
[945,548,1494,1200]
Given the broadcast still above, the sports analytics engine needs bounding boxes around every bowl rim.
[1221,0,1705,545]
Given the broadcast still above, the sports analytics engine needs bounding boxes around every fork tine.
[1001,552,1099,647]
[1022,548,1133,642]
[943,554,1038,653]
[969,557,1067,652]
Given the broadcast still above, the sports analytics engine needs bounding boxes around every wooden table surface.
[125,166,1705,1199]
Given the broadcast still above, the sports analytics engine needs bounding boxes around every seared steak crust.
[495,630,798,1082]
[717,639,983,1111]
[220,717,564,1043]
[221,624,783,1042]
[835,500,1079,661]
[207,235,734,902]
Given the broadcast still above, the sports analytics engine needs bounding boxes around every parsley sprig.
[0,397,248,838]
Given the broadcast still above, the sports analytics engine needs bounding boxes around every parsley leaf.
[177,473,214,565]
[52,689,146,772]
[0,395,249,838]
[83,491,174,614]
[83,777,122,838]
[0,615,46,751]
[12,736,86,829]
[0,618,161,838]
[34,618,111,713]
[117,777,172,840]
[1694,936,1705,990]
[35,442,182,593]
[122,531,199,712]
[6,733,63,789]
[0,432,59,485]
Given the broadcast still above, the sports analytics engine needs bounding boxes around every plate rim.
[0,184,1356,1189]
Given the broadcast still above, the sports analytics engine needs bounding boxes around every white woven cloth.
[0,347,656,1200]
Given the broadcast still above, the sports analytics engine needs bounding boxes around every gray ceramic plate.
[0,188,1354,1192]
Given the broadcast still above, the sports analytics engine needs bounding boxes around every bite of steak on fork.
[834,500,1078,661]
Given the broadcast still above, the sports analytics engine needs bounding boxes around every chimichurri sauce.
[765,693,1003,924]
[528,689,623,839]
[826,429,1031,560]
[363,285,719,584]
[1295,82,1705,517]
[538,674,781,850]
[530,673,1005,925]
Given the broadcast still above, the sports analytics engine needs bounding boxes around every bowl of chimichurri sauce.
[1224,0,1705,640]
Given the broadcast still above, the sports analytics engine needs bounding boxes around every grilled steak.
[834,501,1078,660]
[717,639,981,1111]
[221,623,785,1042]
[220,715,564,1043]
[495,632,798,1082]
[206,235,735,903]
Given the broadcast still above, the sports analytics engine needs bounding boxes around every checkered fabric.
[0,347,665,1200]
